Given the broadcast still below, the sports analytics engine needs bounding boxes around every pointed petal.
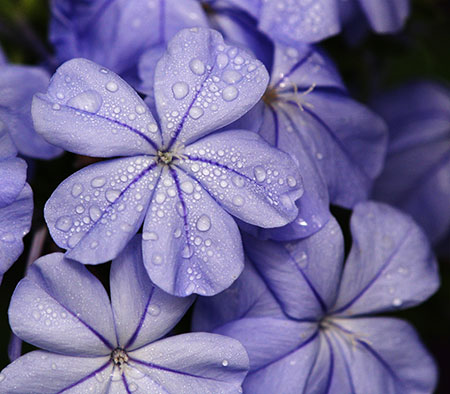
[0,158,27,208]
[9,253,116,356]
[328,317,437,394]
[32,58,161,157]
[258,0,340,44]
[142,168,243,296]
[0,65,62,159]
[127,333,248,393]
[110,236,194,350]
[244,216,344,320]
[181,130,303,228]
[0,184,33,281]
[45,156,161,264]
[154,27,269,148]
[333,202,439,316]
[0,351,112,394]
[359,0,410,33]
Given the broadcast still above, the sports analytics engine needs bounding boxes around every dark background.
[0,0,449,392]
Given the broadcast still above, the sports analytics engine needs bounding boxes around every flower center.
[157,150,174,165]
[111,348,129,369]
[201,2,216,15]
[262,86,279,106]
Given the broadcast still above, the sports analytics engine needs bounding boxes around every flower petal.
[0,127,17,159]
[127,333,249,393]
[45,156,161,264]
[0,184,33,282]
[154,27,269,148]
[9,253,116,356]
[50,0,207,75]
[181,130,303,228]
[0,157,27,209]
[0,65,62,159]
[244,216,344,320]
[327,317,437,393]
[110,236,194,350]
[333,201,440,316]
[0,351,112,394]
[358,0,410,33]
[258,0,340,44]
[142,168,243,296]
[32,58,161,157]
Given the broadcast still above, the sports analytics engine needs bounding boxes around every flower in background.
[0,237,249,393]
[32,28,303,296]
[194,201,439,393]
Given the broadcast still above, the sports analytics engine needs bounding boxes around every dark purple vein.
[58,361,110,393]
[273,49,314,89]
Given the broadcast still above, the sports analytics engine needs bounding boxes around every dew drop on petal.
[106,189,121,203]
[232,195,244,207]
[71,183,83,197]
[189,106,204,119]
[91,176,106,188]
[172,82,189,100]
[222,359,229,367]
[189,58,206,75]
[129,383,138,392]
[106,81,118,92]
[135,105,146,114]
[152,254,163,265]
[222,86,239,102]
[222,70,242,84]
[393,298,402,307]
[55,216,73,232]
[232,175,245,188]
[182,244,194,259]
[253,166,266,182]
[196,214,211,232]
[181,181,194,194]
[67,90,103,113]
[287,176,297,188]
[0,373,6,382]
[143,231,158,241]
[217,53,229,68]
[89,205,102,222]
[148,304,161,316]
[68,232,83,248]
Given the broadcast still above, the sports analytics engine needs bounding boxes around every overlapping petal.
[127,333,249,393]
[0,351,112,394]
[0,158,27,209]
[0,65,62,159]
[358,0,410,33]
[0,184,33,282]
[9,253,116,356]
[181,130,302,228]
[110,237,194,350]
[45,156,161,264]
[333,202,440,316]
[32,58,161,157]
[154,28,269,148]
[142,169,243,296]
[258,0,340,44]
[0,128,17,159]
[244,217,344,320]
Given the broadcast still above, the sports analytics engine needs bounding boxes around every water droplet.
[181,181,194,194]
[316,152,323,160]
[135,105,146,114]
[392,298,402,307]
[185,282,196,294]
[182,244,194,259]
[253,166,266,182]
[295,251,308,268]
[32,311,41,320]
[152,254,163,265]
[75,205,85,214]
[232,195,244,207]
[55,216,73,232]
[222,86,239,101]
[52,103,61,111]
[100,68,108,74]
[106,81,118,92]
[189,58,206,75]
[143,231,158,241]
[216,53,229,68]
[71,183,83,197]
[287,176,297,188]
[91,176,106,188]
[222,359,229,367]
[196,214,211,232]
[89,205,101,222]
[51,363,57,370]
[95,372,104,383]
[129,383,138,392]
[0,373,6,382]
[172,82,189,100]
[232,175,245,188]
[148,123,158,133]
[222,70,242,84]
[90,241,98,249]
[68,232,83,248]
[189,106,204,119]
[67,90,102,113]
[297,218,308,226]
[148,304,161,316]
[106,189,121,203]
[155,192,166,204]
[174,228,182,238]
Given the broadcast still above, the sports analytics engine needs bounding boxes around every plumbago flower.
[237,42,387,240]
[0,238,249,393]
[193,202,439,393]
[32,28,303,297]
[0,128,33,283]
[0,48,61,159]
[50,0,208,80]
[372,81,450,246]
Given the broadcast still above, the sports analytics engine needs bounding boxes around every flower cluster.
[0,1,448,393]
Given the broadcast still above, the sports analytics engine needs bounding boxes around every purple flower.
[0,57,62,159]
[32,28,303,296]
[240,42,387,241]
[194,201,439,393]
[372,81,450,246]
[0,237,249,393]
[0,130,33,283]
[50,0,208,81]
